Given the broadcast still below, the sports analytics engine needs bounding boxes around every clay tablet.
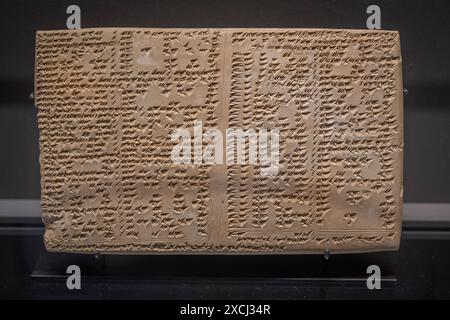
[35,28,403,253]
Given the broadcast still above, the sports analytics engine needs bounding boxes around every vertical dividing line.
[208,30,232,247]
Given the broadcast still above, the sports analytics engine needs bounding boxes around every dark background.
[0,0,449,202]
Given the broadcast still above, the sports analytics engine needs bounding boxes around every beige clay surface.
[35,28,403,253]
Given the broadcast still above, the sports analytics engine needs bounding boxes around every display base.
[31,252,397,287]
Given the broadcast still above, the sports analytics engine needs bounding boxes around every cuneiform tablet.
[35,28,403,254]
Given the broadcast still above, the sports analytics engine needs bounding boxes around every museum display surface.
[35,28,403,254]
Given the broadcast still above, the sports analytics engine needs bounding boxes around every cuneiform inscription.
[35,28,403,253]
